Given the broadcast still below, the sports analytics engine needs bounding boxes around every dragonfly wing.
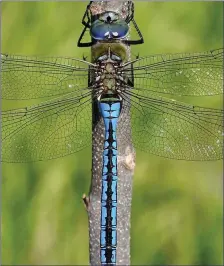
[2,91,92,162]
[1,53,90,99]
[121,91,223,161]
[125,48,223,96]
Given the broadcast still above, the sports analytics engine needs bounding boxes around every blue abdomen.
[99,100,122,264]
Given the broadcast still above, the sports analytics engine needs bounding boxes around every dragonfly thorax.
[94,48,126,100]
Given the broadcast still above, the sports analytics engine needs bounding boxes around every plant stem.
[84,1,135,265]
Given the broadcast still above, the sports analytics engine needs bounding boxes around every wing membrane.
[121,90,223,160]
[2,49,223,162]
[1,54,90,99]
[125,48,223,96]
[2,91,92,162]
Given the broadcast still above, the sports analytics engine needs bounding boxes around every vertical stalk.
[84,1,135,265]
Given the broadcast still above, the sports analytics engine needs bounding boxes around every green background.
[2,1,223,265]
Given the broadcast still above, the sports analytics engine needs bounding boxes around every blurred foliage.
[1,1,223,265]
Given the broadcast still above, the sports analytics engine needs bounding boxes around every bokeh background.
[1,1,223,265]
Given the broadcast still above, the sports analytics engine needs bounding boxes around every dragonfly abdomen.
[99,101,121,264]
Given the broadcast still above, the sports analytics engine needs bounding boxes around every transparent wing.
[121,90,223,161]
[1,91,92,162]
[124,48,223,96]
[1,53,90,99]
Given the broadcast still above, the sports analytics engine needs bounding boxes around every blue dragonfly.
[1,1,223,265]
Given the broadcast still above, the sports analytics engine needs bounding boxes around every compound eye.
[112,32,118,37]
[104,31,110,37]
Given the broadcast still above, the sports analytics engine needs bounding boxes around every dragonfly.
[1,1,223,265]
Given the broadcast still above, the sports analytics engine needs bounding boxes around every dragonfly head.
[77,1,144,47]
[98,11,119,24]
[90,11,129,41]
